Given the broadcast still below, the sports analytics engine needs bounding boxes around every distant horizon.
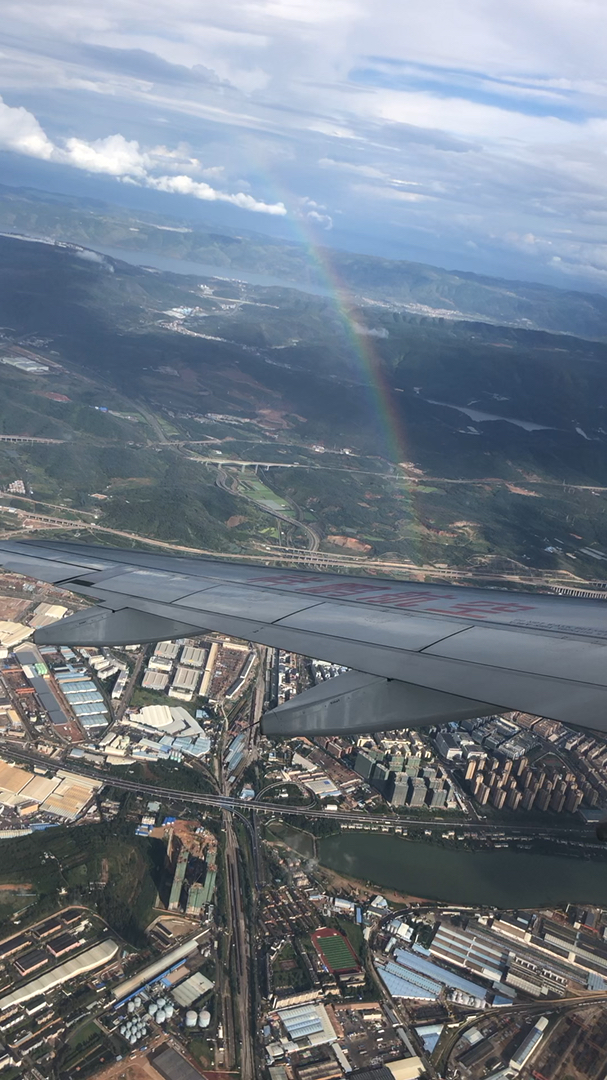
[3,170,607,304]
[4,1,607,299]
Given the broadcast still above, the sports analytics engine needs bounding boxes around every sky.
[2,0,607,288]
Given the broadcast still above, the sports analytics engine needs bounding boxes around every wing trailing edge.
[261,670,495,737]
[33,605,204,647]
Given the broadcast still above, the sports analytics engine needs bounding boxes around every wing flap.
[33,605,208,647]
[261,671,495,736]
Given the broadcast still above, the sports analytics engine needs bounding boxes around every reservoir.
[317,832,607,908]
[91,244,330,296]
[424,397,552,432]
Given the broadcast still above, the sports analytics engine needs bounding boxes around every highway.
[0,741,598,842]
[0,486,589,589]
[215,464,320,552]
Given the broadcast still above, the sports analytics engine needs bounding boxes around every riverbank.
[268,823,435,905]
[318,832,607,908]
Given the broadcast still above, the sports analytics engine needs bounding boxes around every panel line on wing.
[422,625,607,686]
[274,601,473,651]
[175,584,326,622]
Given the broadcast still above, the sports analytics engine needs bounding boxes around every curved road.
[215,464,320,552]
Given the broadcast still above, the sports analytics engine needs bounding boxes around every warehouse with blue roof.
[378,948,491,1004]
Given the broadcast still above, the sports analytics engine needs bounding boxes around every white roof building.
[0,621,32,648]
[0,940,118,1009]
[277,1003,337,1048]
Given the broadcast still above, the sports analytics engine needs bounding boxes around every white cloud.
[147,173,286,213]
[0,96,286,215]
[61,133,151,176]
[0,95,55,159]
[3,1,607,284]
[294,196,333,227]
[305,209,333,228]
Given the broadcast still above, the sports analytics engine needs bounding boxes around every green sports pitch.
[311,929,359,974]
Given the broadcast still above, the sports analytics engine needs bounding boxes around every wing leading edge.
[0,539,606,735]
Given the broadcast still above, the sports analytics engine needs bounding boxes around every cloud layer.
[0,98,286,214]
[1,1,607,282]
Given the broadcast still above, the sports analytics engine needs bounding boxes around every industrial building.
[303,776,341,799]
[14,949,48,976]
[431,915,607,997]
[0,758,100,821]
[170,666,201,701]
[54,669,109,730]
[112,669,129,700]
[111,935,203,1001]
[181,646,207,668]
[377,948,491,1005]
[103,704,211,765]
[509,1016,549,1071]
[0,936,29,959]
[142,670,170,691]
[29,603,68,630]
[0,940,119,1009]
[430,924,508,984]
[276,1002,338,1048]
[152,641,180,663]
[36,917,63,939]
[171,971,213,1008]
[47,933,82,958]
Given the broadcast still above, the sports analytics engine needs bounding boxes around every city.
[1,9,607,1077]
[0,567,606,1080]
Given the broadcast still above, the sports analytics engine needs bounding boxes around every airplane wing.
[0,538,606,737]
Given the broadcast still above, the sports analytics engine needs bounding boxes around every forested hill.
[1,184,607,340]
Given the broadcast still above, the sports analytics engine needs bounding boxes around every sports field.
[311,928,359,974]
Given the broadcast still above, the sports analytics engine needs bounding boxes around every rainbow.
[259,194,425,558]
[293,226,408,464]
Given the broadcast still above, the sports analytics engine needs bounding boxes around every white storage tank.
[165,1004,174,1019]
[185,1010,198,1028]
[156,1009,166,1024]
[127,1001,135,1013]
[134,996,142,1008]
[156,997,167,1008]
[148,1002,158,1016]
[199,1009,211,1029]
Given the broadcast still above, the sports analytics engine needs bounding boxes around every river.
[317,832,607,908]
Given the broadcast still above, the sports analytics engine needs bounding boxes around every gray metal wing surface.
[0,538,606,736]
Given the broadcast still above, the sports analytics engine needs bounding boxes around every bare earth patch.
[326,535,373,553]
[0,596,31,620]
[506,483,541,497]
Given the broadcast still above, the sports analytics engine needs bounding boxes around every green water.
[268,823,316,859]
[318,832,607,908]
